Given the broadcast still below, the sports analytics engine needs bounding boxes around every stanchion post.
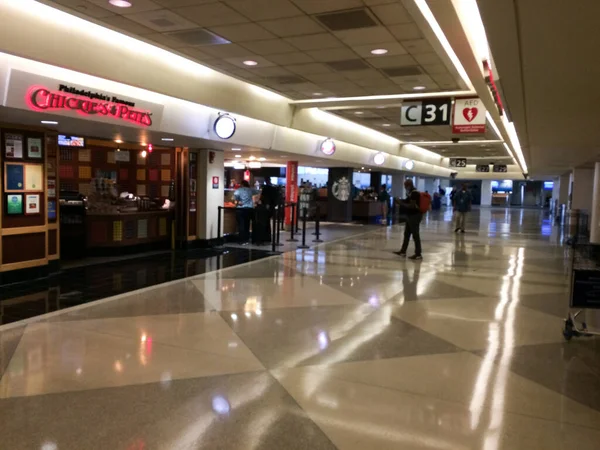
[295,204,301,233]
[271,206,278,253]
[217,206,222,245]
[287,203,298,242]
[276,203,283,247]
[313,204,323,243]
[298,207,310,249]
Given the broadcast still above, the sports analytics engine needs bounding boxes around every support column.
[370,171,383,189]
[558,173,570,205]
[327,167,353,222]
[391,173,404,199]
[572,168,594,213]
[591,164,600,243]
[197,149,224,241]
[481,180,492,206]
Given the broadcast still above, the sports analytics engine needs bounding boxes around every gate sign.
[476,164,490,172]
[493,164,508,173]
[400,98,452,126]
[450,158,467,168]
[453,97,486,134]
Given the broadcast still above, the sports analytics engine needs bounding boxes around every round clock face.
[320,139,336,156]
[374,152,385,165]
[404,160,415,170]
[214,115,236,139]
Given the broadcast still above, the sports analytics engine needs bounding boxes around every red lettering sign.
[26,86,153,127]
[285,161,298,226]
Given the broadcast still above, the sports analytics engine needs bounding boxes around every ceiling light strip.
[290,90,475,105]
[414,0,474,90]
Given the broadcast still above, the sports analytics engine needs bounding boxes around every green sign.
[6,194,23,215]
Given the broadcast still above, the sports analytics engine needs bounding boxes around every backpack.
[419,192,431,214]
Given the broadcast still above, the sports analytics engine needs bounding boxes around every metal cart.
[563,212,600,339]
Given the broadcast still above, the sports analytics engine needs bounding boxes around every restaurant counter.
[86,210,173,248]
[353,200,382,223]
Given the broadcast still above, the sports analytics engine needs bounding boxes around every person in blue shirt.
[234,180,257,243]
[453,184,472,233]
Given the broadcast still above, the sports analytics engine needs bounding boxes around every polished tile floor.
[1,208,600,449]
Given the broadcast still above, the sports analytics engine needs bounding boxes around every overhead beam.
[290,91,474,109]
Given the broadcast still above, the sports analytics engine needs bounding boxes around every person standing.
[453,184,472,233]
[378,184,391,225]
[258,178,279,244]
[233,180,257,244]
[395,179,423,260]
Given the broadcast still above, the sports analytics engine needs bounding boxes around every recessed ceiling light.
[259,157,266,161]
[41,120,58,125]
[354,111,364,115]
[382,123,391,127]
[249,156,256,160]
[376,106,386,109]
[161,138,174,142]
[140,143,148,147]
[413,86,426,91]
[371,48,388,55]
[313,92,323,96]
[243,60,258,66]
[232,147,241,151]
[280,155,286,158]
[235,155,242,158]
[108,0,132,7]
[361,166,365,169]
[114,139,123,144]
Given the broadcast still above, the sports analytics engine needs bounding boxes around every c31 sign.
[400,98,452,127]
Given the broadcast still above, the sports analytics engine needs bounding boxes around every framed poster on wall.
[27,137,43,159]
[25,194,40,214]
[5,194,23,215]
[5,163,25,191]
[25,164,44,191]
[4,134,23,158]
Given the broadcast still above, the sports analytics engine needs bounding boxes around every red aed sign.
[26,86,153,127]
[212,176,219,189]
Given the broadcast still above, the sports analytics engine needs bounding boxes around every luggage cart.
[563,242,600,340]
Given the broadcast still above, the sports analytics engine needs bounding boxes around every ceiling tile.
[303,72,346,82]
[367,54,417,68]
[388,23,422,41]
[50,0,115,18]
[351,41,407,58]
[413,52,442,65]
[431,73,457,86]
[209,23,276,42]
[370,3,412,25]
[177,46,214,60]
[363,0,396,4]
[240,39,297,55]
[267,52,314,65]
[225,0,303,21]
[173,3,248,27]
[286,63,333,75]
[201,43,257,58]
[86,0,162,14]
[334,27,395,46]
[318,80,360,90]
[225,55,276,68]
[305,47,358,62]
[291,0,363,14]
[100,15,155,35]
[144,32,192,48]
[353,77,393,87]
[250,66,295,76]
[124,9,199,32]
[284,33,344,51]
[402,39,434,54]
[259,16,324,37]
[368,86,405,95]
[343,68,386,81]
[422,64,448,75]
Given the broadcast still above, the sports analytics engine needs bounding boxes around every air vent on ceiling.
[149,18,177,28]
[315,8,378,31]
[168,29,230,46]
[381,66,423,77]
[266,76,306,85]
[326,59,370,71]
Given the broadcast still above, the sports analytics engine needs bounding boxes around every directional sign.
[493,164,508,173]
[401,98,452,126]
[450,158,467,168]
[476,164,490,173]
[453,97,486,134]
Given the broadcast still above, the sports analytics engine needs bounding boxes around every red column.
[285,161,298,226]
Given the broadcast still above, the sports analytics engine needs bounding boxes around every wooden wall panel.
[48,229,57,256]
[2,233,45,264]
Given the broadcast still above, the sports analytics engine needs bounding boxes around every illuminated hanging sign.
[374,152,386,165]
[214,114,236,139]
[27,85,153,126]
[320,138,336,156]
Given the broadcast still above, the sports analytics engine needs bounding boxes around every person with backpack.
[395,179,427,260]
[453,184,472,233]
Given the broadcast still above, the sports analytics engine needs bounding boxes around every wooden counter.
[86,210,173,248]
[353,200,382,222]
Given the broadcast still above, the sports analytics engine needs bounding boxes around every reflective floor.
[1,208,600,450]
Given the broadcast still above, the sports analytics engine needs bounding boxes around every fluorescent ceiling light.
[243,60,258,66]
[233,163,245,170]
[370,48,388,55]
[161,137,174,141]
[290,90,475,105]
[234,154,242,158]
[354,111,364,115]
[41,120,58,125]
[381,123,391,127]
[259,157,266,161]
[249,156,256,160]
[451,0,490,62]
[248,162,262,169]
[109,0,132,7]
[413,86,426,91]
[114,139,123,144]
[232,147,241,150]
[313,92,323,96]
[414,0,474,90]
[403,140,503,146]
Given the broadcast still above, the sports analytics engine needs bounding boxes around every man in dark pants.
[395,179,423,260]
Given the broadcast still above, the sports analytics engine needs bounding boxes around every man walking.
[453,184,472,233]
[395,179,423,260]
